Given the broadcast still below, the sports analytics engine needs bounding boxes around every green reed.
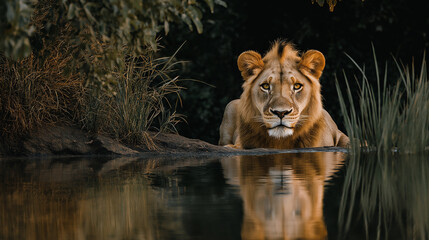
[336,48,429,153]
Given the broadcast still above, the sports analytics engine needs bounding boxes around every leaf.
[187,6,203,34]
[6,2,15,22]
[22,37,31,57]
[164,20,169,35]
[204,0,214,13]
[84,3,97,23]
[181,13,193,31]
[317,0,325,7]
[19,1,30,12]
[67,3,76,20]
[12,38,23,58]
[214,0,227,8]
[25,26,35,35]
[327,0,337,12]
[192,17,203,34]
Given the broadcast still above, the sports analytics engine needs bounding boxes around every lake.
[1,152,428,240]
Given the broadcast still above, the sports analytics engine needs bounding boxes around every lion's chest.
[238,119,325,149]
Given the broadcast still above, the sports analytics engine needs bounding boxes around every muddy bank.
[1,125,347,157]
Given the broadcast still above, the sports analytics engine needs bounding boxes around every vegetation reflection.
[0,157,186,240]
[339,153,429,240]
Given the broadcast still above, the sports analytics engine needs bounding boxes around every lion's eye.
[293,83,303,91]
[260,83,270,91]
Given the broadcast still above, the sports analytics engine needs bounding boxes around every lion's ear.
[299,50,325,80]
[237,51,264,80]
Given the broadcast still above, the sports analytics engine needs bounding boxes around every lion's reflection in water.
[222,152,345,240]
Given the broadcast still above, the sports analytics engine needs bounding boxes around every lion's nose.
[270,108,292,119]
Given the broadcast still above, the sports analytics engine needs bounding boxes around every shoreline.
[0,125,348,159]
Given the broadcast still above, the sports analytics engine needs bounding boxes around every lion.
[219,40,349,149]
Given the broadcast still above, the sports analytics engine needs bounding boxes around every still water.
[1,152,428,240]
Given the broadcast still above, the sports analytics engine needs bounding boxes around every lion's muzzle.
[270,108,292,119]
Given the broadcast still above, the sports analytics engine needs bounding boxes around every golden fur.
[221,152,346,239]
[219,40,349,149]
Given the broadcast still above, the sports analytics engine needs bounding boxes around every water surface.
[1,152,428,239]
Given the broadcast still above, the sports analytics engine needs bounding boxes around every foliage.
[0,0,224,90]
[336,49,429,153]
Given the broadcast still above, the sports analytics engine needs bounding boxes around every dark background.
[162,0,429,144]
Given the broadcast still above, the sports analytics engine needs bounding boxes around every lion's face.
[238,41,325,138]
[250,63,313,138]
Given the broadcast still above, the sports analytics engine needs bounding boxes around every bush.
[0,0,223,152]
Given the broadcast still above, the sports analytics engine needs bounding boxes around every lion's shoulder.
[320,110,349,147]
[219,99,240,146]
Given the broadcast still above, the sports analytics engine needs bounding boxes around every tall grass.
[336,48,429,153]
[82,46,185,149]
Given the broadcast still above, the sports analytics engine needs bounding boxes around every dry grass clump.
[0,42,83,150]
[81,47,185,149]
